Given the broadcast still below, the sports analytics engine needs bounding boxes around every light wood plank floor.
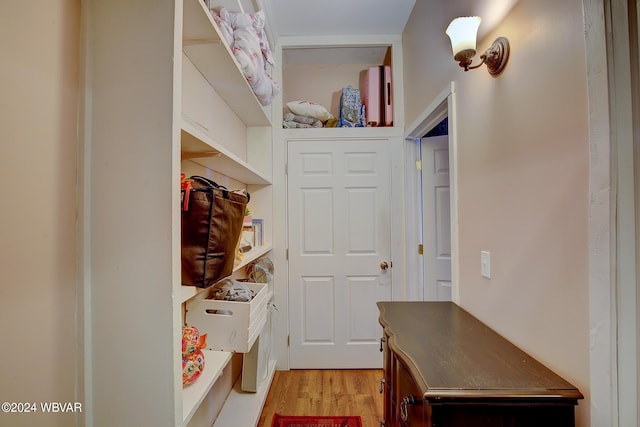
[257,369,384,427]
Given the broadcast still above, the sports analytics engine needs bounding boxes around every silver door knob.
[380,261,389,270]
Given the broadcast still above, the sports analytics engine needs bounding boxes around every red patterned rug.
[271,414,363,427]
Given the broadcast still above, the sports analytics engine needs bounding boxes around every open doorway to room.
[404,83,459,302]
[420,119,452,301]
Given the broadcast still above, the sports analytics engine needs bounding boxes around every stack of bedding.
[211,7,280,106]
[283,101,336,128]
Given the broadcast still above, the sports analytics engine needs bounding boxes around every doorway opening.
[419,117,452,301]
[404,83,459,302]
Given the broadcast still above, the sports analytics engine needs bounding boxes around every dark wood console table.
[377,301,583,427]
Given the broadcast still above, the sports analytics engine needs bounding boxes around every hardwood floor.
[257,369,384,427]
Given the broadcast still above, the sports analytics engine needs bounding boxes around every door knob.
[380,261,389,270]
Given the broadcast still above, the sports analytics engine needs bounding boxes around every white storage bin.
[186,282,268,353]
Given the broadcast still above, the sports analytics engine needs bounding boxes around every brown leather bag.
[181,176,249,288]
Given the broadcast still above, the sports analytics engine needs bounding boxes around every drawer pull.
[379,378,386,394]
[400,395,418,422]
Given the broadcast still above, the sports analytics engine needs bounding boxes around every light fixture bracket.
[458,37,510,76]
[481,37,509,76]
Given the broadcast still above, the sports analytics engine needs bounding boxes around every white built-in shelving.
[212,360,276,427]
[277,35,404,134]
[179,0,275,425]
[181,118,271,185]
[85,0,275,425]
[182,350,232,425]
[182,0,270,126]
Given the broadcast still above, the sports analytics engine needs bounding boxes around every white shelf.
[180,283,204,305]
[213,359,277,427]
[279,125,403,140]
[234,244,273,271]
[181,118,272,185]
[180,244,273,303]
[182,349,233,426]
[182,0,270,126]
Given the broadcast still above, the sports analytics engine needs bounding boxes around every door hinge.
[285,163,288,175]
[418,244,424,255]
[416,160,422,171]
[286,248,289,260]
[287,335,290,347]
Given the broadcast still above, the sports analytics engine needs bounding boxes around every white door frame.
[606,0,640,423]
[404,82,459,303]
[584,0,640,424]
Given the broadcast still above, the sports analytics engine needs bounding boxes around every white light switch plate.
[481,251,491,279]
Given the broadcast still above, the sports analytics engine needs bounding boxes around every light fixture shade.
[445,16,482,61]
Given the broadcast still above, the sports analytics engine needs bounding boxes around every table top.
[377,301,583,403]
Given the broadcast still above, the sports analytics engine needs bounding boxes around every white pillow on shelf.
[286,101,334,121]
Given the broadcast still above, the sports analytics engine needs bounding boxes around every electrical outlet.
[481,251,491,279]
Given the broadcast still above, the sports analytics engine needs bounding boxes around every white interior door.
[287,139,392,369]
[421,136,452,301]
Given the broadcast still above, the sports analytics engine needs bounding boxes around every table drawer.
[396,359,424,427]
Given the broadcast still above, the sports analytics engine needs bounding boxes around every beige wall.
[403,0,591,425]
[283,63,377,119]
[0,1,80,426]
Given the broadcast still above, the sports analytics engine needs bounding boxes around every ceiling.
[227,0,521,40]
[263,0,417,39]
[213,0,417,39]
[210,0,520,63]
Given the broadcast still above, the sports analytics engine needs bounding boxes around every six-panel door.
[288,139,392,369]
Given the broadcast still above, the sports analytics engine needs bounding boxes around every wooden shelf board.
[182,0,270,126]
[182,349,233,426]
[279,125,403,140]
[235,244,273,271]
[212,359,277,427]
[181,120,272,185]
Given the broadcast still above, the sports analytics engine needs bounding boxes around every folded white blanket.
[283,112,322,128]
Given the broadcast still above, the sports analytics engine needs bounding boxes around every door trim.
[606,0,640,423]
[404,82,459,302]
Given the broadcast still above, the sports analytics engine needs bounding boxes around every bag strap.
[189,175,250,203]
[190,176,225,190]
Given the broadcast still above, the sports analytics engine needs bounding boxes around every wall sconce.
[445,16,509,76]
